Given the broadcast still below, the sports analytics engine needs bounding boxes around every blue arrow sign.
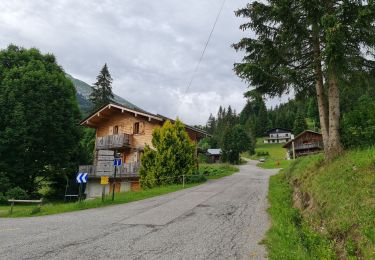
[76,172,88,184]
[114,158,122,167]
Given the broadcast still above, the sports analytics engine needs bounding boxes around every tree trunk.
[327,72,343,159]
[312,23,329,156]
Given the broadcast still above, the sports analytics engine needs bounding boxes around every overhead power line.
[184,0,226,93]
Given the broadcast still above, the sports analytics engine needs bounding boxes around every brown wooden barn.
[282,130,323,159]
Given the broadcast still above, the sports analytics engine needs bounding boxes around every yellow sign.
[100,176,109,185]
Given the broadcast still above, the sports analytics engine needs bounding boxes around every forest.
[202,73,375,160]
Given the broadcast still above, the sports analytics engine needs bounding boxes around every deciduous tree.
[0,45,82,196]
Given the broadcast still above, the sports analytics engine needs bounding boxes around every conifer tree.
[233,0,375,160]
[140,119,195,188]
[89,63,114,111]
[293,110,307,135]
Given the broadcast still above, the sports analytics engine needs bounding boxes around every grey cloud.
[0,0,277,125]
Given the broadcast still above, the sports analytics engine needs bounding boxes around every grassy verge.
[265,172,336,259]
[0,164,238,218]
[242,138,291,169]
[199,163,239,179]
[266,148,375,259]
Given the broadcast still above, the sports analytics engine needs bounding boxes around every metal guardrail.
[95,133,132,150]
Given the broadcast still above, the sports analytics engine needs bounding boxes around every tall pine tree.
[89,63,114,111]
[233,0,375,160]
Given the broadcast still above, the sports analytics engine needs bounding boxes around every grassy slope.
[243,138,292,169]
[266,148,375,259]
[0,164,238,218]
[266,172,336,259]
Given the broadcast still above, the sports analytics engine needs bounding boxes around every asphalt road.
[0,161,278,260]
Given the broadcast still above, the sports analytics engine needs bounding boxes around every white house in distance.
[264,128,294,144]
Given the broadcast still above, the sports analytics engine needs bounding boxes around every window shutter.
[108,126,113,135]
[140,122,145,134]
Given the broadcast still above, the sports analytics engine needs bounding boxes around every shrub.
[5,187,29,200]
[0,194,8,205]
[140,119,195,188]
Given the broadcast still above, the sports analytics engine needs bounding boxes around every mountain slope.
[66,74,142,116]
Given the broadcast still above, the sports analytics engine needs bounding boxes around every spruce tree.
[293,111,307,136]
[89,63,114,111]
[233,0,375,160]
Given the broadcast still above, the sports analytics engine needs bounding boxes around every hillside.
[66,74,142,116]
[265,149,375,259]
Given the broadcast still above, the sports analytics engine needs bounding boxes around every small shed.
[207,149,222,163]
[283,130,323,159]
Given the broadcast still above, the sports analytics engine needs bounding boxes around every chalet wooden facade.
[282,130,323,159]
[79,102,208,198]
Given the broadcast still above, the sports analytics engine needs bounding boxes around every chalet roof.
[282,130,322,148]
[207,149,221,155]
[266,128,292,134]
[80,102,208,137]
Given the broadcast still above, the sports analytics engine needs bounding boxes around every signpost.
[100,176,109,202]
[76,172,88,201]
[112,155,122,201]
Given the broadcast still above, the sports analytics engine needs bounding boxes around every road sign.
[101,176,109,185]
[114,158,122,166]
[76,172,88,184]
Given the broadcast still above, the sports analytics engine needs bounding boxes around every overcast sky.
[0,0,287,125]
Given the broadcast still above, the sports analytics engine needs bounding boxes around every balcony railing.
[79,162,140,177]
[294,142,323,151]
[95,133,132,150]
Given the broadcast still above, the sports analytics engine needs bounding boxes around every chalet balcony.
[294,142,323,151]
[95,133,132,150]
[79,162,140,177]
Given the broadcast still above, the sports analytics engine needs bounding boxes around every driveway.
[0,161,278,260]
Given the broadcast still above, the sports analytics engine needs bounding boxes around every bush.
[0,194,8,205]
[140,119,195,188]
[5,187,29,200]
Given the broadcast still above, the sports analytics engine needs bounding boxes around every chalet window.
[133,122,145,134]
[113,125,119,135]
[133,122,140,134]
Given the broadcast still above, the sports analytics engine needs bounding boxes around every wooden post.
[102,185,105,202]
[182,175,185,188]
[10,201,14,215]
[292,141,296,160]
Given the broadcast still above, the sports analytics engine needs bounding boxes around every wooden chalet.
[282,130,323,159]
[79,102,208,198]
[264,128,294,144]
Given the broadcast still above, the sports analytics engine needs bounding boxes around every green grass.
[0,164,238,218]
[265,172,336,259]
[199,163,239,179]
[242,138,291,169]
[266,147,375,259]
